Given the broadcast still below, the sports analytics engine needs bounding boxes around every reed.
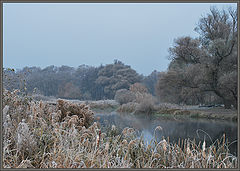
[2,89,237,168]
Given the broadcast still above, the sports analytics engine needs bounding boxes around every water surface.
[95,112,238,156]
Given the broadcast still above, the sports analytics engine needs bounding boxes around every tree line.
[3,60,159,101]
[3,7,237,109]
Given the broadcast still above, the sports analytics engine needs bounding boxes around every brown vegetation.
[116,102,138,113]
[56,99,94,128]
[114,89,136,105]
[116,83,156,114]
[2,89,237,168]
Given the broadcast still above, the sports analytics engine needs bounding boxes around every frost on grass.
[16,119,37,155]
[56,99,94,128]
[2,88,238,168]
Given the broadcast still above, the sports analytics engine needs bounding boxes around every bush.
[116,102,138,113]
[114,89,136,105]
[115,86,157,115]
[135,94,156,114]
[130,83,148,94]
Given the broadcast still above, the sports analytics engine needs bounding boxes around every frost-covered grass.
[2,89,237,168]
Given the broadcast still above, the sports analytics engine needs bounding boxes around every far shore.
[39,96,237,122]
[154,107,237,122]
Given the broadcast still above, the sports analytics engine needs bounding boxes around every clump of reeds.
[2,88,237,168]
[56,99,94,128]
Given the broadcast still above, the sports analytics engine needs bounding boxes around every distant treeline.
[3,60,159,101]
[3,7,237,109]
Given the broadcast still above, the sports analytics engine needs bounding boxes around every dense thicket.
[141,70,159,96]
[96,60,142,99]
[156,7,237,109]
[3,61,145,100]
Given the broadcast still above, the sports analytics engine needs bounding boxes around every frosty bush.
[114,89,136,105]
[135,94,156,114]
[116,102,138,113]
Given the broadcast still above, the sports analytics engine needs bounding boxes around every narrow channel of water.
[95,112,238,156]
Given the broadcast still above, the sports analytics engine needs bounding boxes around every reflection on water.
[141,129,154,144]
[95,112,238,156]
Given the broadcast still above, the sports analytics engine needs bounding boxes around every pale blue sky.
[3,3,237,76]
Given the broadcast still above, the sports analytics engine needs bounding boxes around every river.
[95,112,238,156]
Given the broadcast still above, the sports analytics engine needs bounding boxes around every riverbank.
[43,98,237,121]
[114,101,237,121]
[44,98,119,113]
[154,107,237,122]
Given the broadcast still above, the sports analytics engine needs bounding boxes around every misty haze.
[2,3,238,169]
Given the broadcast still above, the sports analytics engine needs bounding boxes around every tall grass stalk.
[2,89,237,168]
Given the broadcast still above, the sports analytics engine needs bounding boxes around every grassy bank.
[2,89,237,168]
[154,108,237,122]
[87,100,119,113]
[116,101,237,121]
[42,97,120,113]
[35,93,237,121]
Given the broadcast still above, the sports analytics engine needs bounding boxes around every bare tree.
[156,7,237,108]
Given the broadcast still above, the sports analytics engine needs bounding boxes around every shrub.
[130,83,148,94]
[115,85,157,114]
[134,94,156,114]
[116,102,138,113]
[114,89,136,105]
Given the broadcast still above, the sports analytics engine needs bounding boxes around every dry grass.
[88,101,119,112]
[155,104,237,121]
[2,89,237,168]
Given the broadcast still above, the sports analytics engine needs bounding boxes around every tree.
[74,65,102,100]
[96,60,141,99]
[141,70,159,96]
[156,7,237,108]
[3,62,142,101]
[195,7,237,108]
[156,71,184,104]
[58,82,81,99]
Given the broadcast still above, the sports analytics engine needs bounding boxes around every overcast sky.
[3,3,237,76]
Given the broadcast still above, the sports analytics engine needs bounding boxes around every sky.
[3,3,237,76]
